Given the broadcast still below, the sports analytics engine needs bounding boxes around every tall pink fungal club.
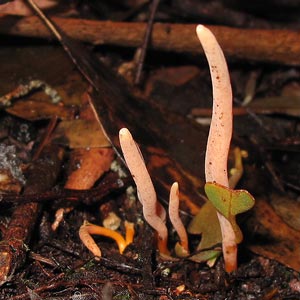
[196,25,237,272]
[119,128,169,255]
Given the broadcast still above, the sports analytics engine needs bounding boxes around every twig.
[1,15,300,65]
[134,0,160,85]
[25,0,62,41]
[32,115,58,161]
[0,172,128,205]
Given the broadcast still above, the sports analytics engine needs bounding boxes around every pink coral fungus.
[119,128,169,255]
[196,25,237,272]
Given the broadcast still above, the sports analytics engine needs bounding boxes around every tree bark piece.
[0,15,300,65]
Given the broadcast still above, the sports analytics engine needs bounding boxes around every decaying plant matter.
[0,144,63,286]
[51,92,114,231]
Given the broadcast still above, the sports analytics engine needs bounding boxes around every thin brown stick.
[0,172,128,205]
[32,115,58,161]
[134,0,160,85]
[0,15,300,65]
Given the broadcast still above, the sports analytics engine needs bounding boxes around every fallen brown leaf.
[247,197,300,271]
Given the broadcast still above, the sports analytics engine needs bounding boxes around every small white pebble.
[126,186,137,202]
[103,212,121,231]
[110,160,127,178]
[161,268,171,277]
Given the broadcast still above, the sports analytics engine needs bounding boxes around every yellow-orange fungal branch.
[79,221,134,257]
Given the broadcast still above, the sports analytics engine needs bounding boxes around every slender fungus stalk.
[119,128,169,255]
[169,182,189,256]
[196,25,237,272]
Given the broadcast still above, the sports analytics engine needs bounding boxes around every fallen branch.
[0,15,300,65]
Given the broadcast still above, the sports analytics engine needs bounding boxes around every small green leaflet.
[204,182,255,243]
[188,201,222,262]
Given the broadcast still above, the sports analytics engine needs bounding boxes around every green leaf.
[188,201,222,262]
[204,182,255,243]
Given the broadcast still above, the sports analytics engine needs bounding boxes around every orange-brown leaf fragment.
[65,147,114,190]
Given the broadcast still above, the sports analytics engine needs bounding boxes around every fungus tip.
[196,24,205,34]
[119,127,131,139]
[171,182,179,196]
[196,24,211,43]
